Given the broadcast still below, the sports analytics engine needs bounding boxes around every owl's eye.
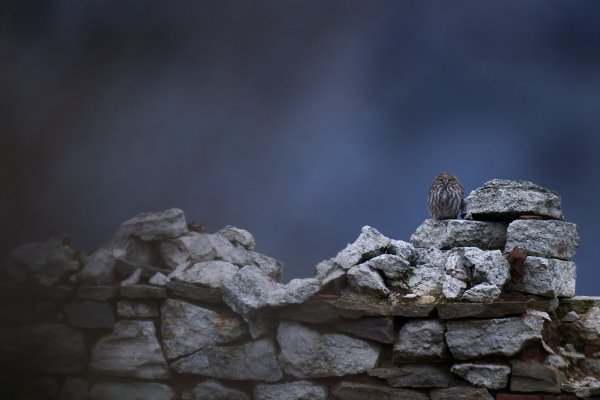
[449,179,457,184]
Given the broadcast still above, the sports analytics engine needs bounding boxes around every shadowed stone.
[347,264,390,297]
[76,285,118,301]
[59,377,89,400]
[332,381,428,400]
[510,360,565,393]
[64,301,115,328]
[394,319,447,362]
[168,260,238,288]
[120,284,166,298]
[430,387,493,400]
[254,380,327,400]
[505,220,579,260]
[513,256,576,298]
[436,301,527,320]
[369,365,457,388]
[116,300,158,318]
[193,379,249,400]
[166,280,222,303]
[89,383,175,400]
[6,238,74,286]
[411,219,507,250]
[451,362,511,389]
[336,317,395,343]
[120,208,187,241]
[277,300,339,324]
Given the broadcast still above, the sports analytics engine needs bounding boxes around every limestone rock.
[116,300,159,318]
[369,365,457,388]
[362,254,411,280]
[120,208,187,241]
[59,377,89,400]
[513,256,576,298]
[192,379,249,400]
[430,387,493,400]
[254,380,327,400]
[505,220,579,260]
[445,310,548,359]
[168,260,238,288]
[335,317,395,343]
[411,219,507,250]
[510,360,565,393]
[89,383,175,400]
[347,264,390,297]
[332,381,428,400]
[218,225,256,250]
[6,238,74,286]
[161,299,247,359]
[332,226,391,269]
[90,320,169,379]
[64,301,115,328]
[277,320,380,378]
[394,319,447,362]
[171,338,283,382]
[451,362,511,389]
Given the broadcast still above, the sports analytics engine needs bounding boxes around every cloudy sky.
[2,1,599,295]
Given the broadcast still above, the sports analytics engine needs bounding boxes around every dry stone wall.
[1,179,599,400]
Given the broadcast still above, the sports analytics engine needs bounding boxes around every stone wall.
[1,179,599,400]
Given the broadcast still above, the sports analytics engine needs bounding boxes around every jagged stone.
[510,360,565,393]
[90,320,169,379]
[120,208,187,241]
[332,226,392,269]
[75,285,119,300]
[120,267,141,286]
[505,220,579,260]
[249,251,284,282]
[369,365,457,388]
[168,260,238,288]
[149,272,168,286]
[347,264,390,297]
[171,338,283,382]
[335,317,395,343]
[89,383,175,400]
[314,259,346,286]
[572,306,600,347]
[60,377,89,400]
[5,238,74,286]
[445,310,548,359]
[116,300,158,318]
[0,324,85,373]
[218,225,256,250]
[411,219,507,250]
[192,379,249,400]
[277,320,380,378]
[267,278,322,307]
[254,380,327,400]
[362,254,411,280]
[430,387,494,400]
[64,301,115,328]
[557,296,600,319]
[451,362,511,389]
[394,319,447,362]
[462,179,563,220]
[161,299,247,359]
[332,381,428,400]
[120,284,166,298]
[513,256,576,298]
[166,280,222,303]
[277,300,339,324]
[388,239,416,261]
[442,276,468,300]
[406,248,447,297]
[461,284,502,302]
[437,302,528,321]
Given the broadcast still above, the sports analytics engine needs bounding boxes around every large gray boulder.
[332,381,428,400]
[513,256,576,298]
[89,383,175,400]
[411,220,507,250]
[120,208,187,241]
[168,260,239,288]
[462,179,563,220]
[332,226,392,269]
[505,220,579,260]
[254,381,327,400]
[192,379,249,400]
[277,320,380,378]
[450,362,511,389]
[394,319,447,362]
[347,264,390,297]
[406,248,448,297]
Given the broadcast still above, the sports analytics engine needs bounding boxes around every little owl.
[427,172,464,220]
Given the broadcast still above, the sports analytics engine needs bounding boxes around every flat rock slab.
[166,280,222,303]
[334,290,434,318]
[171,338,282,381]
[168,260,238,288]
[411,219,507,250]
[120,208,187,241]
[120,284,167,299]
[445,311,547,359]
[430,387,494,400]
[90,320,169,379]
[369,365,458,388]
[254,380,327,400]
[513,256,576,298]
[193,379,249,400]
[437,302,528,319]
[89,383,175,400]
[394,319,447,362]
[336,317,395,343]
[505,220,579,260]
[64,301,115,328]
[510,361,565,393]
[332,381,429,400]
[451,362,511,389]
[277,320,380,378]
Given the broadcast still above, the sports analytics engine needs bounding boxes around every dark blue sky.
[2,1,599,295]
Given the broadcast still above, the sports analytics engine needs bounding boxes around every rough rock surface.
[572,306,600,347]
[160,299,247,359]
[166,281,222,303]
[332,381,429,400]
[168,260,238,288]
[77,247,116,285]
[407,248,448,297]
[120,208,187,241]
[505,220,579,260]
[362,254,411,280]
[430,386,494,400]
[445,311,548,359]
[192,379,249,400]
[64,301,115,328]
[89,383,175,400]
[451,362,511,389]
[369,365,457,388]
[218,225,256,250]
[411,219,507,250]
[277,320,380,378]
[117,300,158,318]
[170,338,282,382]
[513,256,576,298]
[89,320,169,379]
[394,319,447,362]
[332,226,391,269]
[510,360,565,393]
[462,179,563,220]
[254,380,328,400]
[335,317,395,343]
[347,264,390,297]
[6,238,74,286]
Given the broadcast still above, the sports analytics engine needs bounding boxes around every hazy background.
[2,1,599,295]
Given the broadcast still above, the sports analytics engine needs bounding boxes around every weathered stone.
[218,225,256,250]
[60,377,89,400]
[76,285,118,301]
[336,317,395,343]
[334,290,434,318]
[90,320,169,379]
[119,267,141,286]
[445,310,548,359]
[406,248,447,297]
[347,264,390,297]
[249,251,284,282]
[78,248,115,285]
[369,365,457,388]
[505,220,579,260]
[332,226,392,269]
[510,360,565,393]
[388,239,416,261]
[430,387,493,400]
[168,260,238,288]
[166,280,222,303]
[314,259,346,286]
[120,208,187,241]
[277,300,339,324]
[6,238,74,286]
[332,381,428,400]
[394,319,447,362]
[161,299,247,359]
[451,362,511,389]
[443,276,468,300]
[513,256,576,298]
[462,179,563,220]
[573,306,600,347]
[89,383,175,400]
[411,219,507,250]
[149,272,168,286]
[557,296,600,318]
[461,284,502,302]
[277,320,380,378]
[254,380,327,400]
[193,379,249,400]
[363,254,411,280]
[0,324,85,373]
[120,284,166,298]
[117,300,158,318]
[563,377,600,398]
[391,303,436,317]
[171,337,283,381]
[64,301,115,328]
[267,278,322,307]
